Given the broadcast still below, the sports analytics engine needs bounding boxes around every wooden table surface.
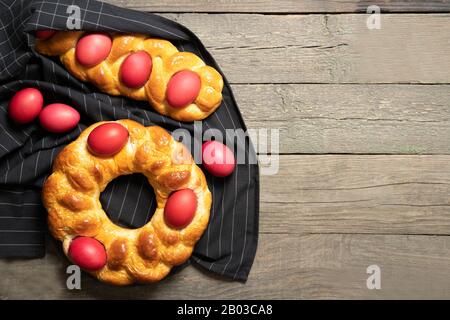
[2,0,450,299]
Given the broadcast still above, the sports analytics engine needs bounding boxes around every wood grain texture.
[159,13,450,84]
[234,84,450,154]
[260,155,450,235]
[104,0,450,13]
[1,234,449,299]
[3,1,450,299]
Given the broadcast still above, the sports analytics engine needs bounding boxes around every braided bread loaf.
[35,31,224,122]
[42,120,212,285]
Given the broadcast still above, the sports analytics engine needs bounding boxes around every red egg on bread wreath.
[166,70,201,108]
[35,30,57,40]
[75,33,112,67]
[120,51,153,88]
[68,236,107,271]
[87,123,129,157]
[164,189,198,229]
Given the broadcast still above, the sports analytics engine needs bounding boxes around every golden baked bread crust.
[42,119,211,285]
[35,31,224,121]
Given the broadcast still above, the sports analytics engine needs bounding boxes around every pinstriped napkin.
[0,0,259,281]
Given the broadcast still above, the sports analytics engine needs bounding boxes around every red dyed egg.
[35,30,57,40]
[8,88,43,124]
[120,51,152,88]
[166,70,201,108]
[87,123,129,157]
[164,189,197,228]
[68,237,107,271]
[75,33,112,67]
[39,103,80,133]
[202,141,236,177]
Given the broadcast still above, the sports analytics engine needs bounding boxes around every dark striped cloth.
[0,0,259,281]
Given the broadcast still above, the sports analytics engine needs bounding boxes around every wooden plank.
[260,155,450,235]
[104,0,450,13]
[1,234,449,299]
[233,84,450,154]
[158,14,450,84]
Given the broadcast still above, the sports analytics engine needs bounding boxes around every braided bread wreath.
[42,119,212,285]
[35,31,224,122]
